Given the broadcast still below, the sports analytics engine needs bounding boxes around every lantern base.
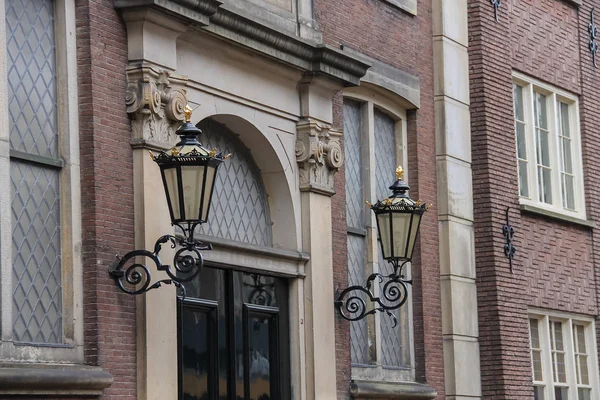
[334,259,411,327]
[108,233,211,299]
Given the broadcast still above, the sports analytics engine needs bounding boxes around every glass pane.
[556,352,567,382]
[6,0,58,158]
[533,350,543,381]
[539,130,551,167]
[514,84,525,121]
[576,325,587,353]
[348,233,369,365]
[554,322,564,351]
[560,102,571,139]
[534,386,545,400]
[530,319,540,348]
[536,93,548,130]
[519,160,529,197]
[538,167,552,204]
[580,355,589,385]
[11,161,62,343]
[563,174,575,210]
[248,315,272,400]
[516,122,527,159]
[197,119,271,246]
[181,307,210,400]
[555,387,569,400]
[562,139,573,174]
[344,100,363,230]
[164,167,181,220]
[181,165,204,221]
[578,388,591,400]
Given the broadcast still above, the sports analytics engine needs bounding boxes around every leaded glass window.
[343,97,412,377]
[197,119,272,247]
[6,0,62,344]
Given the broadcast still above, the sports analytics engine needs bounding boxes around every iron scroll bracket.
[491,0,500,22]
[108,234,212,299]
[502,207,516,273]
[590,8,599,67]
[334,260,411,328]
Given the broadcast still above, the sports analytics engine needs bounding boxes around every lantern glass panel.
[201,165,217,222]
[163,167,181,220]
[181,165,205,221]
[377,211,422,261]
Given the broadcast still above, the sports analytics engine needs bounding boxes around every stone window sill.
[350,380,437,399]
[380,0,417,16]
[0,363,113,395]
[519,204,595,229]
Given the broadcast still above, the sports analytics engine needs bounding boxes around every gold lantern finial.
[395,165,404,180]
[184,105,193,123]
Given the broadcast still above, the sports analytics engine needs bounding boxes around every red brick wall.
[76,1,136,399]
[315,1,443,398]
[469,0,600,397]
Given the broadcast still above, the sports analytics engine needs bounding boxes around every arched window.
[197,118,272,247]
[344,92,413,381]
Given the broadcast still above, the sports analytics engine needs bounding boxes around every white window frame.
[528,309,600,400]
[512,72,586,220]
[344,85,415,383]
[0,0,83,363]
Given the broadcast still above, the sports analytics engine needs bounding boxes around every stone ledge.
[0,363,113,395]
[519,204,595,229]
[350,380,437,399]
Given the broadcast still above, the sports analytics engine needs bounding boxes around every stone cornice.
[116,0,370,85]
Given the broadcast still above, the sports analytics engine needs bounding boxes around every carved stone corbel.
[126,64,189,149]
[295,119,343,196]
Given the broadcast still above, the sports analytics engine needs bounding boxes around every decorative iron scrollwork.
[590,9,599,67]
[502,207,516,273]
[335,260,410,328]
[109,234,211,299]
[490,0,500,22]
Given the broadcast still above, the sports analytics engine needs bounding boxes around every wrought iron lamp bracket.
[108,233,212,299]
[334,260,411,328]
[502,207,516,273]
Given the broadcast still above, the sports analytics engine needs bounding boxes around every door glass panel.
[181,307,210,400]
[248,313,274,400]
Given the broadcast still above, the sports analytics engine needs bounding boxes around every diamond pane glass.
[11,161,62,343]
[6,0,58,158]
[344,100,363,230]
[348,233,368,365]
[374,109,409,367]
[197,119,271,247]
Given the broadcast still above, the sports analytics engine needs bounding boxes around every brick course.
[315,0,443,398]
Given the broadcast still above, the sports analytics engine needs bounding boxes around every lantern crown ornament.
[109,105,227,298]
[335,165,430,326]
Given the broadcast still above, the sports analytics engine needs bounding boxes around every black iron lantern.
[109,106,227,297]
[153,107,225,239]
[372,166,426,263]
[335,166,429,326]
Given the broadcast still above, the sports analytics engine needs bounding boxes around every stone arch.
[195,114,297,250]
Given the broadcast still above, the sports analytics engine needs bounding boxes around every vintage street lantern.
[335,166,429,326]
[109,106,227,297]
[153,106,224,240]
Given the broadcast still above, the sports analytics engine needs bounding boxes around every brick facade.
[315,0,444,398]
[469,0,600,397]
[76,1,135,399]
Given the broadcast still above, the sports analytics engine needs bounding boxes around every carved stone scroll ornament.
[296,119,343,195]
[126,66,189,148]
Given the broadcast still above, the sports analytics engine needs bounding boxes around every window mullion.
[540,315,554,398]
[564,319,578,400]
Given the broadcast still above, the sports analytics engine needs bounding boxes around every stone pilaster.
[432,0,482,398]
